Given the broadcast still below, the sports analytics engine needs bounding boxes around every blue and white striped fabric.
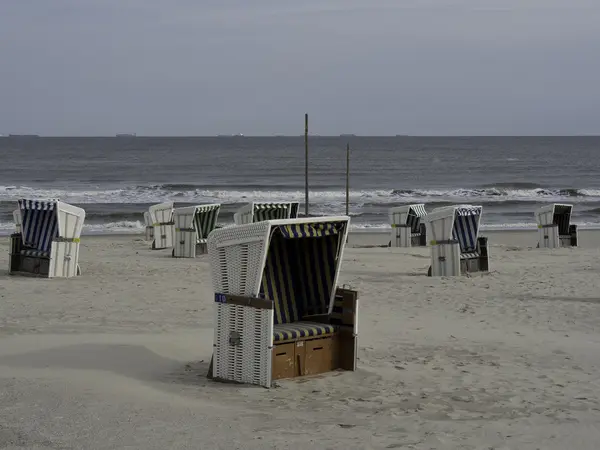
[18,199,58,253]
[452,207,481,253]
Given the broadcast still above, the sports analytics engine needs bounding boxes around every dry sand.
[1,229,600,449]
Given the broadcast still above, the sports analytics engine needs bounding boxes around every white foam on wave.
[0,220,145,234]
[3,184,600,206]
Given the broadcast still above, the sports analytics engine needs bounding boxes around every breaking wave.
[2,184,600,206]
[3,183,600,234]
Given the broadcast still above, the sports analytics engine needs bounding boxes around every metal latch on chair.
[438,256,446,262]
[229,331,241,346]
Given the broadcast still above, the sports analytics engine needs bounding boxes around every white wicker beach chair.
[148,201,174,249]
[143,211,154,241]
[233,201,300,225]
[389,204,427,247]
[13,208,22,233]
[9,199,85,278]
[534,203,577,248]
[172,204,221,258]
[207,216,358,388]
[423,204,489,277]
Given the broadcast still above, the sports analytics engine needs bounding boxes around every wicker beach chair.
[148,201,174,249]
[172,204,221,258]
[143,211,154,241]
[9,199,85,278]
[388,204,427,247]
[534,203,577,248]
[206,216,358,387]
[233,201,300,225]
[423,205,489,276]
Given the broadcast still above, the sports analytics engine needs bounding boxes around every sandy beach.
[2,229,600,449]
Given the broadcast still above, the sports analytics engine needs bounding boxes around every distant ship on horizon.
[340,133,356,137]
[116,133,136,138]
[8,134,40,138]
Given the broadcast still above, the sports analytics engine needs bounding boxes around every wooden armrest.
[214,293,273,310]
[335,287,358,327]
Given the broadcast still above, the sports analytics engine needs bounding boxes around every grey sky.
[1,0,599,136]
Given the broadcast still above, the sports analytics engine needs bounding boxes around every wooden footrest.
[272,334,340,380]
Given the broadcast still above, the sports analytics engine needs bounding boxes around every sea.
[1,136,599,235]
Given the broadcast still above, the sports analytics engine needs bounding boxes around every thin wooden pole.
[304,113,309,216]
[345,143,350,216]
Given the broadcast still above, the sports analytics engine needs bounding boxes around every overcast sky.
[1,0,599,136]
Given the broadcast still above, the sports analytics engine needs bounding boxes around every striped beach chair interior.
[194,205,220,241]
[260,221,345,342]
[288,202,300,219]
[18,199,59,257]
[452,206,481,259]
[253,203,289,222]
[553,205,572,236]
[407,204,427,235]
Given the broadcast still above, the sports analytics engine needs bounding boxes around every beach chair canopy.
[424,205,482,253]
[18,199,86,253]
[173,204,220,240]
[534,203,573,236]
[143,211,152,227]
[234,201,296,225]
[148,201,173,225]
[390,204,427,233]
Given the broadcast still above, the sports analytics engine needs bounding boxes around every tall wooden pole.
[304,114,309,216]
[345,143,350,216]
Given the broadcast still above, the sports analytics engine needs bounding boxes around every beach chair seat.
[233,201,300,225]
[424,205,489,277]
[9,199,85,278]
[20,249,51,258]
[206,217,358,387]
[172,204,221,258]
[273,322,337,342]
[147,202,174,250]
[534,204,577,248]
[389,204,427,247]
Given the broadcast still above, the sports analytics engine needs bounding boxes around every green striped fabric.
[253,203,289,222]
[193,205,220,241]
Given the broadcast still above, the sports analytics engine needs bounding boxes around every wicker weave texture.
[213,302,273,387]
